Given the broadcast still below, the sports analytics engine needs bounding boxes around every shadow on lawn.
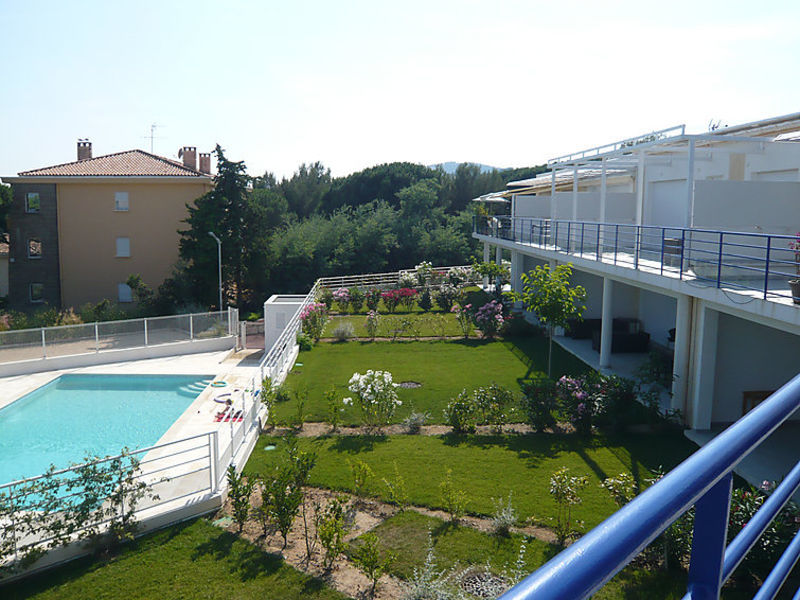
[328,434,390,454]
[192,528,284,582]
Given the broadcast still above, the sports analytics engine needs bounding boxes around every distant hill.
[428,161,505,175]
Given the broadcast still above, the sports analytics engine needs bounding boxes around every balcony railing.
[500,373,800,600]
[474,216,800,304]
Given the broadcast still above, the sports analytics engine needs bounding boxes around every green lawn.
[2,519,345,600]
[273,337,589,425]
[349,510,692,599]
[323,313,469,338]
[244,433,696,530]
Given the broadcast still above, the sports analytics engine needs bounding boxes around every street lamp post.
[208,231,223,310]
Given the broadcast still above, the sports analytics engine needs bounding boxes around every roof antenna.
[142,123,164,153]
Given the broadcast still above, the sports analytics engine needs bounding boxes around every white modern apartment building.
[473,112,800,480]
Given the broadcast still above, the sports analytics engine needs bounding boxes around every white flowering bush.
[348,370,402,428]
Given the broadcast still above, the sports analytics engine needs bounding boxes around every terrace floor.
[686,422,800,497]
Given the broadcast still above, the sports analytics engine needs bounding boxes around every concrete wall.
[712,314,800,423]
[693,181,800,236]
[0,255,8,296]
[570,269,603,318]
[606,193,637,224]
[513,194,550,218]
[57,181,211,308]
[610,281,640,319]
[637,290,676,347]
[264,295,305,351]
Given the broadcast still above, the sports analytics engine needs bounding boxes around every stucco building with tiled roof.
[2,141,214,309]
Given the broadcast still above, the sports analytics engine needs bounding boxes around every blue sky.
[2,0,800,179]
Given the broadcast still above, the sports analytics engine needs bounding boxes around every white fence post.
[143,319,149,346]
[95,322,99,352]
[41,328,46,359]
[189,313,194,341]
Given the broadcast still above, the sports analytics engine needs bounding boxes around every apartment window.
[27,238,42,259]
[118,283,133,303]
[116,237,130,257]
[29,283,44,303]
[25,192,40,213]
[114,191,129,211]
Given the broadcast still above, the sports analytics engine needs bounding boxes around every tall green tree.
[507,263,586,376]
[0,183,11,234]
[178,145,260,308]
[280,161,331,218]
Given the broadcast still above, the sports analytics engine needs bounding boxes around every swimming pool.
[0,373,213,486]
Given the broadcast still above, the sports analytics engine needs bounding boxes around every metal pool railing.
[0,309,238,365]
[500,373,800,600]
[474,216,800,304]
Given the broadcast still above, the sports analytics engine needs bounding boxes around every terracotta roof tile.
[0,233,9,256]
[19,150,208,177]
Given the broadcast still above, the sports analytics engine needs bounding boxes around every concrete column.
[510,251,521,293]
[495,245,503,291]
[635,151,645,225]
[599,158,607,258]
[671,294,693,413]
[550,169,557,219]
[572,166,579,220]
[483,242,490,288]
[686,138,696,228]
[599,278,614,368]
[688,302,718,430]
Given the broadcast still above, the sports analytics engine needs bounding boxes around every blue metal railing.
[499,374,800,600]
[473,216,800,304]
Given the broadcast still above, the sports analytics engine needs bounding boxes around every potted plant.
[790,232,800,305]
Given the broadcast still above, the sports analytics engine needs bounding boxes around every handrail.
[500,373,800,600]
[474,216,800,304]
[547,125,686,166]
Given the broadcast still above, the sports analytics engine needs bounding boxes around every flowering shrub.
[381,289,401,313]
[300,302,328,342]
[332,288,350,313]
[398,273,417,289]
[450,303,473,338]
[397,287,417,311]
[349,286,365,313]
[473,300,508,339]
[521,378,558,432]
[365,288,382,311]
[447,266,473,287]
[443,390,479,433]
[415,261,433,287]
[473,383,516,432]
[550,467,588,544]
[317,287,334,311]
[365,310,379,339]
[601,472,637,507]
[556,375,604,435]
[348,370,402,428]
[433,283,461,312]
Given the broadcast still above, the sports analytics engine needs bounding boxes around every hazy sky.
[2,0,799,179]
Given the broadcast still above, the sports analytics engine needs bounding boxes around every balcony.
[474,216,800,307]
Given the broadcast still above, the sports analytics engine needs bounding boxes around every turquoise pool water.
[0,374,212,486]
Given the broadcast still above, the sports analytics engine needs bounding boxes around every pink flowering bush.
[397,287,417,311]
[556,375,604,435]
[381,289,401,313]
[365,288,382,311]
[300,302,328,341]
[450,303,473,338]
[472,300,508,339]
[790,232,800,275]
[332,288,350,313]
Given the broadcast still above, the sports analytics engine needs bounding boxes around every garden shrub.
[433,283,461,312]
[439,468,468,523]
[447,265,473,287]
[521,378,558,432]
[402,410,430,434]
[473,383,515,432]
[296,331,313,351]
[300,302,328,342]
[398,273,417,289]
[274,384,292,404]
[450,303,473,338]
[348,458,373,498]
[443,390,479,433]
[325,386,342,431]
[317,496,350,570]
[418,287,433,312]
[381,289,402,313]
[349,286,365,313]
[491,492,517,537]
[351,532,396,596]
[365,310,379,340]
[333,288,350,313]
[365,288,382,311]
[556,374,604,435]
[382,462,409,510]
[331,321,355,342]
[226,466,254,533]
[595,375,639,432]
[317,287,334,311]
[473,299,508,339]
[348,370,402,428]
[549,466,588,544]
[415,261,433,287]
[398,287,418,311]
[601,472,637,507]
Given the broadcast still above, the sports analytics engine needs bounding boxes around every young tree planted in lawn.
[507,263,586,376]
[350,532,395,597]
[226,466,254,533]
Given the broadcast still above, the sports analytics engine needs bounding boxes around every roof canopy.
[18,149,209,178]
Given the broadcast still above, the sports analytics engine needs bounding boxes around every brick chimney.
[198,152,211,174]
[179,146,197,170]
[77,139,92,161]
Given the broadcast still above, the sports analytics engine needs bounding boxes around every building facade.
[2,142,213,309]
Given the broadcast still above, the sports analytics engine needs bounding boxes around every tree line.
[138,147,547,313]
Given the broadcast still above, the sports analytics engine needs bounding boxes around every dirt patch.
[266,421,575,438]
[218,483,559,599]
[396,381,422,389]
